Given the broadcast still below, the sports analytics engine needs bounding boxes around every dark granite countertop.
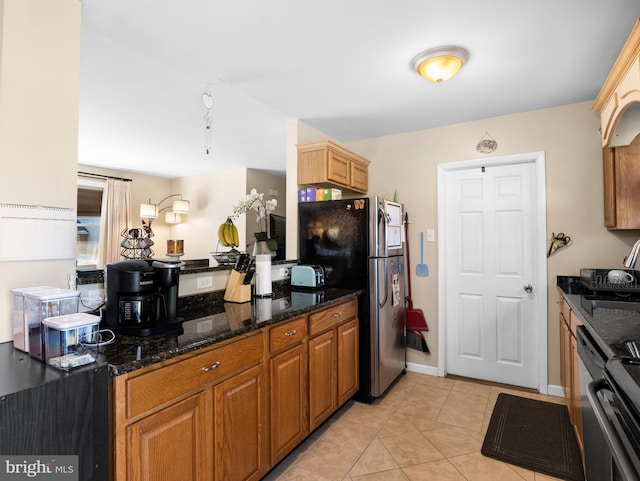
[557,275,640,359]
[101,286,362,376]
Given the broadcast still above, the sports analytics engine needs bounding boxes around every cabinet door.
[270,344,308,464]
[128,392,209,481]
[570,335,584,456]
[214,363,267,481]
[308,330,337,430]
[350,162,368,192]
[603,147,616,228]
[337,318,359,405]
[327,151,350,187]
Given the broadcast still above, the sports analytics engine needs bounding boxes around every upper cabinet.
[297,140,370,194]
[593,19,640,147]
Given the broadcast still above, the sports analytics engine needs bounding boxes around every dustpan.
[404,213,429,332]
[416,231,429,277]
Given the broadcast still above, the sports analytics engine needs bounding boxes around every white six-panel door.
[443,161,539,389]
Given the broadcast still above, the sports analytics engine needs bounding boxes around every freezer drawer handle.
[285,330,297,337]
[202,361,221,372]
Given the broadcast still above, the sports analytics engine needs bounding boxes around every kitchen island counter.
[558,276,640,359]
[102,287,361,375]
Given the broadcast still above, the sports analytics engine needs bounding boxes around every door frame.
[436,151,548,393]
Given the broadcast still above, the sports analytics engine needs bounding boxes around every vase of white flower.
[232,189,278,255]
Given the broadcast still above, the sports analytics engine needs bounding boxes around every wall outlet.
[426,229,435,242]
[197,276,213,289]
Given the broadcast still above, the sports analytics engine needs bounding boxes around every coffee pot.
[105,259,183,336]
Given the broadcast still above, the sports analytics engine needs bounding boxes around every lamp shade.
[412,46,469,83]
[172,199,190,214]
[165,211,181,224]
[140,203,158,218]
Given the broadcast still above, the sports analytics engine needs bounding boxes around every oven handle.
[588,378,640,481]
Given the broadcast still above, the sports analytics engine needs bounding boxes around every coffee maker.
[105,259,183,336]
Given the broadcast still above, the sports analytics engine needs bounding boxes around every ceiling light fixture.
[412,46,469,83]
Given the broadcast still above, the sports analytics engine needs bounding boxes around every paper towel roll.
[255,254,272,297]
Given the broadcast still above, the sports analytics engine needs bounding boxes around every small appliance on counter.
[23,287,81,360]
[291,265,325,288]
[105,258,183,336]
[42,312,101,370]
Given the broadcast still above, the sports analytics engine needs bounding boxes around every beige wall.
[346,101,640,387]
[0,0,82,342]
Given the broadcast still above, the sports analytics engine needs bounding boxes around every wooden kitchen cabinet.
[127,392,209,481]
[337,318,359,405]
[112,332,266,481]
[213,363,267,481]
[112,297,360,481]
[308,299,359,430]
[602,133,640,229]
[297,139,370,194]
[268,316,309,465]
[593,19,640,147]
[558,294,583,455]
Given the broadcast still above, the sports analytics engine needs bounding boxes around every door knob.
[524,284,533,293]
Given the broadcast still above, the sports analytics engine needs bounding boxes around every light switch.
[426,229,435,242]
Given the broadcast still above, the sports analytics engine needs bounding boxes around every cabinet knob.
[202,361,221,372]
[285,330,297,337]
[333,312,343,318]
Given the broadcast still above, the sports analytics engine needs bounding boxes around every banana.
[224,222,233,247]
[231,222,239,247]
[218,222,229,247]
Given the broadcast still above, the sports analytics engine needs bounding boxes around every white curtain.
[97,179,132,268]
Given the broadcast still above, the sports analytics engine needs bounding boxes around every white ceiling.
[78,1,640,179]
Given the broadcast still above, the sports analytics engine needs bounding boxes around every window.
[77,178,104,269]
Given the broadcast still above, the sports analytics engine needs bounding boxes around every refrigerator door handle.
[379,259,389,309]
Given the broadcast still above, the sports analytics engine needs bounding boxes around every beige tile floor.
[263,371,571,481]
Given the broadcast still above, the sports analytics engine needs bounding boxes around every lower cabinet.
[308,299,359,430]
[214,363,267,481]
[127,392,209,481]
[558,294,584,456]
[269,316,308,465]
[113,298,360,481]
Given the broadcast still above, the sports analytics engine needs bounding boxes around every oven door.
[588,374,640,481]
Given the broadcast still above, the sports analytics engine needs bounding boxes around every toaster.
[291,265,325,288]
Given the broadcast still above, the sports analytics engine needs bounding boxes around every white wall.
[0,0,82,343]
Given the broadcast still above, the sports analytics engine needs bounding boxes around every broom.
[404,213,429,352]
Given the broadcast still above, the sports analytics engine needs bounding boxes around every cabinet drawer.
[270,317,307,354]
[126,332,264,419]
[570,310,583,336]
[309,299,357,337]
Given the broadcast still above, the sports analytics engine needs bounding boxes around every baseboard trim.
[406,362,438,377]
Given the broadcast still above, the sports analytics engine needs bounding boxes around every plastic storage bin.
[42,313,100,370]
[25,288,80,360]
[10,286,57,352]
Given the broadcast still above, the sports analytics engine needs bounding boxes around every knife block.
[224,270,251,303]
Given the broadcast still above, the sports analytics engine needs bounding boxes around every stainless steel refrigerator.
[298,196,406,402]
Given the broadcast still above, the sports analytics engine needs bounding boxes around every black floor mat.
[481,393,584,481]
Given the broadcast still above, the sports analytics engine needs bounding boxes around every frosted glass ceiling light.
[412,46,469,83]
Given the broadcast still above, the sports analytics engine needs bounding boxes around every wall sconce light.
[412,46,469,83]
[140,194,190,226]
